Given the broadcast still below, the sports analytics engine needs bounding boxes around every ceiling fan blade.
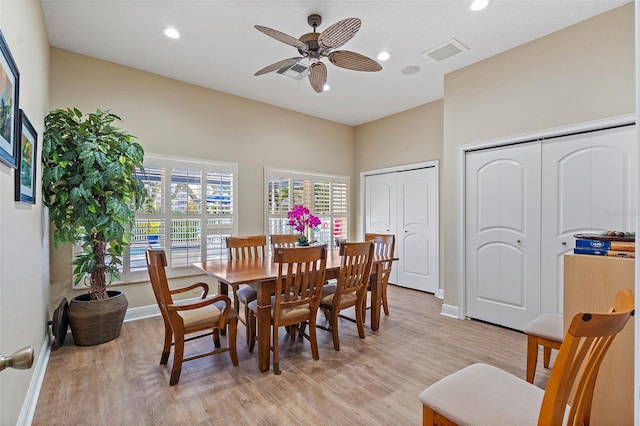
[308,62,327,93]
[328,50,382,72]
[318,18,361,49]
[255,25,308,53]
[255,57,304,76]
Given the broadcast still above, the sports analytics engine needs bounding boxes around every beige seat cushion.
[320,286,358,308]
[419,363,546,426]
[524,313,564,342]
[173,298,236,330]
[177,303,222,329]
[248,296,311,323]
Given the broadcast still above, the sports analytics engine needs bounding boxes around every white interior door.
[540,125,637,314]
[396,167,437,292]
[364,165,438,291]
[365,172,398,284]
[364,173,396,235]
[466,143,542,330]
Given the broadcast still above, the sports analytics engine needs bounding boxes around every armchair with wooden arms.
[145,247,238,386]
[225,235,267,346]
[418,288,635,425]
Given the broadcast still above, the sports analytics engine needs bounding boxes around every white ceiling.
[41,0,628,126]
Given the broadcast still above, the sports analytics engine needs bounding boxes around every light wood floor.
[32,286,551,425]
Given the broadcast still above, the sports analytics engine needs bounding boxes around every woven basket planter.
[67,290,128,346]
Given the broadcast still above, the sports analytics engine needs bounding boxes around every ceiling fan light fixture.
[323,84,330,91]
[470,0,490,11]
[377,51,391,61]
[163,27,180,39]
[255,14,381,93]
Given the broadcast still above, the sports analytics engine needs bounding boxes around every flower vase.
[297,234,310,246]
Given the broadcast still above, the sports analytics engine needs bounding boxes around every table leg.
[256,283,272,372]
[370,265,382,331]
[218,281,229,336]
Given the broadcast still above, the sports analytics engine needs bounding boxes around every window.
[74,155,237,286]
[265,168,349,250]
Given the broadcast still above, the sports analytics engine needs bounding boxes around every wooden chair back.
[226,235,267,260]
[145,247,175,312]
[272,245,327,324]
[334,241,375,303]
[365,233,395,257]
[538,288,635,425]
[364,232,396,284]
[270,233,299,250]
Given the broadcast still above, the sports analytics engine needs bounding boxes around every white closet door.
[540,125,637,314]
[364,166,438,290]
[466,143,542,330]
[365,173,398,284]
[364,173,396,234]
[396,167,437,292]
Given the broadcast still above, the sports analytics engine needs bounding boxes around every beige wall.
[353,100,443,264]
[49,48,355,310]
[441,3,635,307]
[0,1,50,424]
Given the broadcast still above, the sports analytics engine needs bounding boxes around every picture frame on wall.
[0,30,19,168]
[15,110,37,204]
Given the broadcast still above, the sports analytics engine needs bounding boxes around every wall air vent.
[421,38,469,62]
[276,62,308,81]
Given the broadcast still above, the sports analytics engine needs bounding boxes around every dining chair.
[145,247,238,386]
[419,288,634,425]
[523,313,564,383]
[270,233,299,252]
[247,245,327,374]
[364,233,395,315]
[225,235,267,346]
[317,241,374,351]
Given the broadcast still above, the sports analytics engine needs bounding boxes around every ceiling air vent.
[422,38,469,62]
[276,62,308,81]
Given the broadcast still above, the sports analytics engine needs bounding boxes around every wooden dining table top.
[192,250,395,285]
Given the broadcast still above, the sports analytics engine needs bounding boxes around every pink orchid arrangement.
[287,205,321,246]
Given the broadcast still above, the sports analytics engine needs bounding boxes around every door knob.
[0,346,34,372]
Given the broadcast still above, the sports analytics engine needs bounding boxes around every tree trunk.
[91,239,108,300]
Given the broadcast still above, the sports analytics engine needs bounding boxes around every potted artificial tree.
[42,108,147,346]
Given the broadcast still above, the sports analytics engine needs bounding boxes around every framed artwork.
[0,30,19,168]
[15,110,37,204]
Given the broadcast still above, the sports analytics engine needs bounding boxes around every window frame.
[264,167,350,252]
[72,154,238,287]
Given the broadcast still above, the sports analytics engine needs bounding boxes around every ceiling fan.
[254,14,382,93]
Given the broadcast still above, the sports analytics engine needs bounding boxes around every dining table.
[193,250,396,372]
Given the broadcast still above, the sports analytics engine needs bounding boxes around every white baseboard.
[440,303,459,319]
[17,335,51,426]
[435,288,444,299]
[124,303,161,322]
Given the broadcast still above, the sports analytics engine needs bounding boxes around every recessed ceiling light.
[401,65,420,75]
[323,84,331,92]
[377,51,391,61]
[470,0,490,11]
[164,27,180,39]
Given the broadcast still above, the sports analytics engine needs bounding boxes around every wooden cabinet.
[564,254,634,425]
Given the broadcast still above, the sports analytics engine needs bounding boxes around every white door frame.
[360,160,440,296]
[456,113,636,320]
